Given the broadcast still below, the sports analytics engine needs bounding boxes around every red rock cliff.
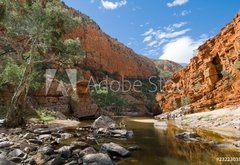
[157,13,240,113]
[64,11,158,79]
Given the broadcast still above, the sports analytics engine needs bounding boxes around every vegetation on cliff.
[0,0,85,127]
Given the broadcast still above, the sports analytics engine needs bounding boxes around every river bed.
[75,117,240,165]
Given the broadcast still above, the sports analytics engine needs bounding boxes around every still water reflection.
[110,117,240,165]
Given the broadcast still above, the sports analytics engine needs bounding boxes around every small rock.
[9,157,23,163]
[9,128,22,134]
[127,130,134,138]
[101,142,130,157]
[79,147,96,157]
[45,156,63,165]
[72,149,81,157]
[110,129,127,137]
[0,159,16,165]
[38,146,54,155]
[28,139,43,145]
[83,153,113,165]
[8,149,24,158]
[23,133,35,139]
[71,141,89,150]
[175,132,201,141]
[33,128,51,134]
[38,134,52,141]
[20,142,38,153]
[61,133,73,140]
[51,138,61,145]
[0,141,13,148]
[57,146,72,158]
[127,145,141,151]
[64,160,78,165]
[233,141,240,147]
[211,144,234,149]
[23,158,36,165]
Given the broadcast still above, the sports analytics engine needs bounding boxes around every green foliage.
[0,60,24,87]
[1,0,84,61]
[160,71,172,79]
[221,70,231,77]
[35,108,56,122]
[0,2,5,21]
[173,101,178,109]
[70,91,79,102]
[0,0,85,95]
[221,69,235,80]
[223,80,229,88]
[234,60,240,70]
[193,82,201,92]
[181,96,191,106]
[91,86,127,107]
[0,105,8,118]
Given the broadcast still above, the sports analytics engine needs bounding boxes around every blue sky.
[62,0,240,64]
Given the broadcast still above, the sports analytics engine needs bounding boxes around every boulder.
[38,146,54,155]
[79,147,96,157]
[8,149,25,158]
[57,146,72,158]
[92,116,118,129]
[0,141,13,148]
[101,142,130,157]
[82,153,113,165]
[0,159,15,165]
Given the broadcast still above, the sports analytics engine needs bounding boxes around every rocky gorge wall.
[65,19,158,79]
[157,13,240,113]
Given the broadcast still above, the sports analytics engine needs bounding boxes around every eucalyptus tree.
[0,0,85,127]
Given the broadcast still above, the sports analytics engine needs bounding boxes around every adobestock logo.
[45,69,164,96]
[46,69,77,96]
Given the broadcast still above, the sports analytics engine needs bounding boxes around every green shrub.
[234,60,240,70]
[193,82,201,92]
[35,108,56,122]
[181,96,191,106]
[221,70,230,77]
[91,87,127,107]
[173,101,178,109]
[0,60,24,87]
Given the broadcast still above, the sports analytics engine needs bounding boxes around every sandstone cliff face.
[64,14,158,79]
[157,13,240,113]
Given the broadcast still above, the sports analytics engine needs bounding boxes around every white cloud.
[159,35,208,63]
[164,22,187,32]
[101,0,127,10]
[181,10,191,16]
[90,0,95,3]
[167,0,189,7]
[148,41,158,47]
[143,36,152,43]
[173,22,187,28]
[157,28,191,39]
[173,10,191,17]
[142,28,154,36]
